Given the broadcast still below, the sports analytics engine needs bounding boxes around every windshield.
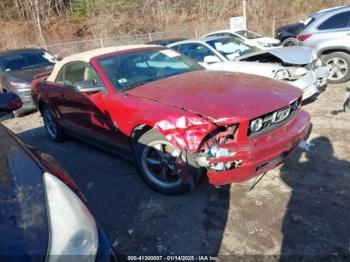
[0,50,56,71]
[235,30,261,39]
[98,48,202,91]
[207,37,259,60]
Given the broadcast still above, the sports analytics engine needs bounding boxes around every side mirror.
[74,80,103,93]
[203,55,221,64]
[0,92,22,112]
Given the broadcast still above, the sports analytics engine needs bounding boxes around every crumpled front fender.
[154,116,216,152]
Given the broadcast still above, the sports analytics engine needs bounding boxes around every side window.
[83,65,103,86]
[63,62,86,86]
[55,62,102,87]
[318,11,350,30]
[56,68,65,84]
[177,43,216,62]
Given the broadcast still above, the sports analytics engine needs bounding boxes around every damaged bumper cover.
[288,65,328,100]
[289,70,319,100]
[203,110,311,186]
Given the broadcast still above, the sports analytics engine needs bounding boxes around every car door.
[316,10,350,47]
[55,62,119,145]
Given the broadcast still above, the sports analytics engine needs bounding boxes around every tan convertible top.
[47,45,158,82]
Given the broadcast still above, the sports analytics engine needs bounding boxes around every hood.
[205,60,282,78]
[4,66,53,83]
[125,70,302,121]
[257,37,281,45]
[240,46,315,65]
[0,125,48,257]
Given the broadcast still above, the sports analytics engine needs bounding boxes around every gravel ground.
[2,82,350,259]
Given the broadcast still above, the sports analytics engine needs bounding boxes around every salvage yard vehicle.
[0,48,58,117]
[0,92,116,260]
[31,45,311,195]
[275,19,315,47]
[168,36,329,101]
[202,29,281,49]
[297,5,350,83]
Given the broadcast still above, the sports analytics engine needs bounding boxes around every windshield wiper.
[121,79,154,91]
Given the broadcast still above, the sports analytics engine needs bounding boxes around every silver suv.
[297,5,350,83]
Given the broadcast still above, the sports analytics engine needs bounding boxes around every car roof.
[169,36,233,46]
[47,45,159,82]
[207,29,238,33]
[59,45,158,63]
[147,38,187,44]
[0,48,44,57]
[311,5,350,19]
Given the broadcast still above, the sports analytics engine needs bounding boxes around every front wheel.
[133,129,202,195]
[41,105,66,142]
[322,52,350,84]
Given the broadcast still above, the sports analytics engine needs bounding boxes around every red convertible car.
[31,45,311,195]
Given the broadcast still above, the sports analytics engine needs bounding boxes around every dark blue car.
[0,92,117,261]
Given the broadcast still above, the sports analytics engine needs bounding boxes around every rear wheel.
[133,129,202,195]
[322,52,350,84]
[282,37,298,47]
[41,105,65,142]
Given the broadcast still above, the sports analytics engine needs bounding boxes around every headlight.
[275,69,290,80]
[250,118,263,133]
[43,172,98,259]
[9,81,30,89]
[288,67,308,78]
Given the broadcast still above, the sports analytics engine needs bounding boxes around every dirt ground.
[3,82,350,259]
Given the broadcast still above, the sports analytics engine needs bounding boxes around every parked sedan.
[168,36,329,100]
[275,22,307,47]
[202,29,281,49]
[0,92,116,260]
[32,45,311,195]
[0,48,58,116]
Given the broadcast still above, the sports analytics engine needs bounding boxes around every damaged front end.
[153,98,311,187]
[154,115,248,180]
[195,124,244,172]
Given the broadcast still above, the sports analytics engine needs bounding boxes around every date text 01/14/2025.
[126,255,219,261]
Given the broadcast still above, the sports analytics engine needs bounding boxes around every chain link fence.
[40,23,227,56]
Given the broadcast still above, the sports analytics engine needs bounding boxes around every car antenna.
[248,172,267,191]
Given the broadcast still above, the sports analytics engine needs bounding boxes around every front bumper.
[13,88,36,114]
[207,110,311,186]
[289,71,319,100]
[315,65,329,90]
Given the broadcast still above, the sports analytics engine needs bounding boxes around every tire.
[133,129,202,195]
[322,52,350,84]
[282,37,298,47]
[41,104,66,142]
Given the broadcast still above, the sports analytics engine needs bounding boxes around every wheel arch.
[130,124,153,145]
[318,47,350,57]
[38,99,46,113]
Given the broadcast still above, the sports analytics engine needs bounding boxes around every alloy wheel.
[140,140,183,188]
[326,57,348,81]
